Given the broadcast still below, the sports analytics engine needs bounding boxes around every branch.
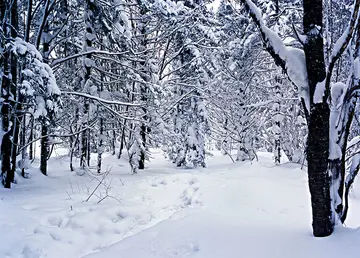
[62,91,143,107]
[16,120,98,154]
[341,153,360,222]
[238,0,309,113]
[85,169,110,202]
[35,0,51,48]
[238,0,287,71]
[50,50,130,67]
[325,0,360,100]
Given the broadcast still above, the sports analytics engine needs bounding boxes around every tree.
[161,0,212,168]
[239,0,360,237]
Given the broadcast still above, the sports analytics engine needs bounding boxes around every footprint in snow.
[188,177,199,185]
[151,178,167,187]
[167,241,200,256]
[180,184,202,207]
[47,215,64,227]
[22,205,39,210]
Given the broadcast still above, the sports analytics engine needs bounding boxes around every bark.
[10,114,21,178]
[111,130,116,156]
[39,19,50,175]
[24,0,33,42]
[20,115,27,177]
[1,0,18,188]
[118,125,126,159]
[274,76,281,165]
[29,118,34,160]
[97,116,104,173]
[1,100,12,187]
[138,123,146,169]
[69,139,75,172]
[69,130,79,172]
[303,0,333,237]
[40,122,48,175]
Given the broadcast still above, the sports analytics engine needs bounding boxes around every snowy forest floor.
[2,150,360,258]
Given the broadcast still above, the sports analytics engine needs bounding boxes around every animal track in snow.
[180,179,202,207]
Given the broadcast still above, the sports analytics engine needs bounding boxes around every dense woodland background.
[1,0,360,237]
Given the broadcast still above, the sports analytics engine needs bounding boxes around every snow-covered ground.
[1,149,360,258]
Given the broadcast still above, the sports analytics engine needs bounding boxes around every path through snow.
[1,150,360,258]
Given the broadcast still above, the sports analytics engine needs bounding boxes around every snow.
[348,136,360,149]
[346,154,360,184]
[329,83,346,160]
[331,82,346,107]
[243,0,309,111]
[355,57,360,80]
[331,27,349,59]
[314,79,326,104]
[1,150,360,258]
[34,96,47,118]
[12,38,43,60]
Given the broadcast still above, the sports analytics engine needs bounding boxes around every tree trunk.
[80,116,88,169]
[40,122,48,175]
[1,97,12,187]
[69,134,75,172]
[29,118,34,160]
[274,76,281,165]
[111,130,116,156]
[307,103,332,236]
[10,114,21,178]
[138,123,146,169]
[97,116,104,173]
[79,0,98,169]
[1,0,18,188]
[20,115,27,177]
[118,125,126,159]
[303,0,333,237]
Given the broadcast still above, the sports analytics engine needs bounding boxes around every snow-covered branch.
[50,50,130,68]
[325,0,360,100]
[62,91,143,107]
[239,0,309,112]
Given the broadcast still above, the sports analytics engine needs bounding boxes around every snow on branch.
[62,92,143,107]
[239,0,309,112]
[50,50,130,68]
[325,0,360,99]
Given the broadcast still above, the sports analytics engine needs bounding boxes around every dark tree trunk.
[39,19,51,176]
[10,114,21,177]
[20,115,27,177]
[40,122,48,175]
[118,101,130,159]
[274,76,281,165]
[1,0,18,188]
[303,0,333,237]
[307,104,332,237]
[138,123,146,169]
[118,125,126,159]
[69,131,79,172]
[29,118,34,160]
[87,124,91,166]
[80,104,89,169]
[111,130,116,156]
[1,100,12,187]
[69,142,75,172]
[97,116,104,173]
